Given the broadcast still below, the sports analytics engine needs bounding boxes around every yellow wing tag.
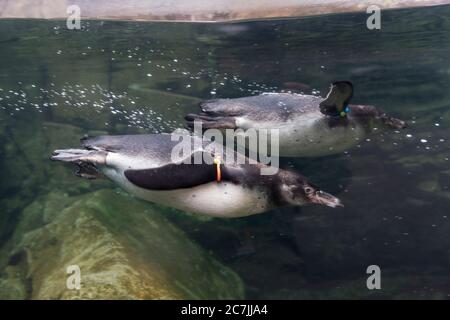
[213,155,221,182]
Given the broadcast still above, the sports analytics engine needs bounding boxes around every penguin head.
[277,171,343,208]
[319,81,353,117]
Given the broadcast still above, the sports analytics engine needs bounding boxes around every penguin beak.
[310,190,343,208]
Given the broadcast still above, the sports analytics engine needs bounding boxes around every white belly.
[235,113,366,157]
[102,153,270,218]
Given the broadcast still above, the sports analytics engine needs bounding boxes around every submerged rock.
[0,189,244,299]
[0,120,107,248]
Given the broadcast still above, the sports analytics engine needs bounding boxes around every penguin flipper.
[124,161,219,190]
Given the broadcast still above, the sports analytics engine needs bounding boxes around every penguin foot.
[50,149,106,165]
[75,163,101,180]
[380,114,407,129]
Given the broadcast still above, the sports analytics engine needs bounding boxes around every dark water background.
[1,5,450,299]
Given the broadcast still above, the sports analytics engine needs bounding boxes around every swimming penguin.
[185,81,406,157]
[50,134,342,218]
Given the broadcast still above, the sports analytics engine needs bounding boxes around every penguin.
[185,81,406,157]
[50,133,342,218]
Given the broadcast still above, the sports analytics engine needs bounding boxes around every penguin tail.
[185,113,236,130]
[50,149,107,179]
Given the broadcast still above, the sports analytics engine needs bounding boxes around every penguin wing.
[123,147,247,190]
[124,160,218,190]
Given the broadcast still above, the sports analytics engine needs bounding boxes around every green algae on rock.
[0,189,244,299]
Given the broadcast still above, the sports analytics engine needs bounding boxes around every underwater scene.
[0,4,450,299]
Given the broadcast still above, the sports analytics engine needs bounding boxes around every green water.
[1,5,450,299]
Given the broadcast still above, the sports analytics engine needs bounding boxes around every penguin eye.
[304,187,314,194]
